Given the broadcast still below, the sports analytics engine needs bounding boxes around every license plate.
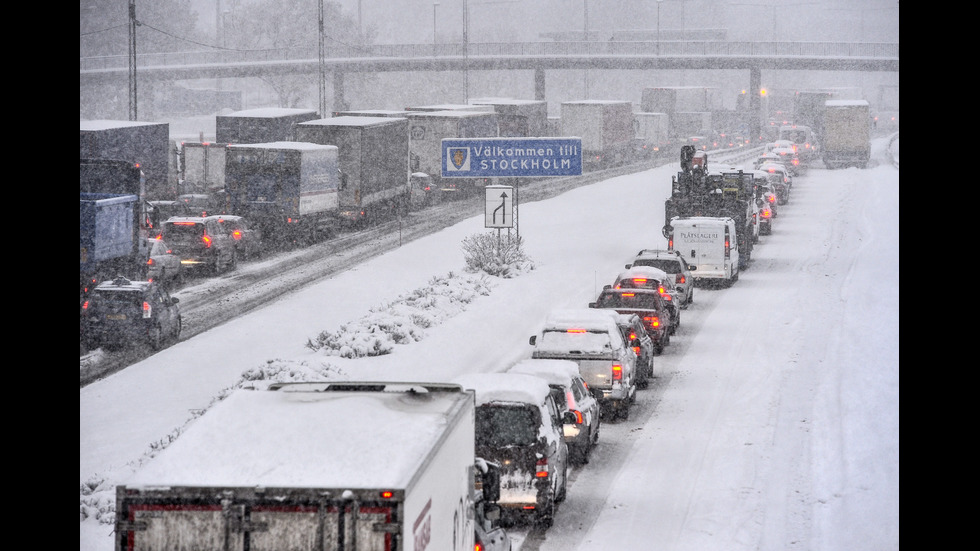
[106,314,127,320]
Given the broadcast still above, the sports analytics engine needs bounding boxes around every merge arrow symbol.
[493,191,508,224]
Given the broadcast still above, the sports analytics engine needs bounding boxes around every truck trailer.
[407,110,499,195]
[469,98,550,137]
[113,381,503,551]
[822,99,871,169]
[295,116,413,226]
[224,141,341,246]
[633,112,671,159]
[80,120,171,199]
[560,100,634,169]
[179,141,229,196]
[216,107,319,144]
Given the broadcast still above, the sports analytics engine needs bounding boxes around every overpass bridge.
[80,40,898,132]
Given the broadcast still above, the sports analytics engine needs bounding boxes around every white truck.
[665,216,740,287]
[215,107,319,144]
[560,100,634,169]
[822,99,871,169]
[633,112,671,159]
[113,381,504,551]
[296,116,414,226]
[179,141,229,196]
[407,110,499,194]
[469,98,550,137]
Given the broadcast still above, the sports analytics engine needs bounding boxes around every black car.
[590,287,672,354]
[81,276,181,351]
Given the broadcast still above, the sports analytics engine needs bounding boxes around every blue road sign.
[441,137,582,178]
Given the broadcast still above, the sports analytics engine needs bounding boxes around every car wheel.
[535,499,555,528]
[148,324,163,351]
[619,402,630,421]
[173,316,182,342]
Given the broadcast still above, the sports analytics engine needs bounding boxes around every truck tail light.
[535,457,549,478]
[612,364,623,381]
[143,301,152,319]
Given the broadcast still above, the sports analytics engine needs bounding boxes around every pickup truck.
[529,308,640,420]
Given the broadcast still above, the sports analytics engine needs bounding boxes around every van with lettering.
[665,216,740,287]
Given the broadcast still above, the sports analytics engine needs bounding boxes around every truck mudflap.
[115,486,401,551]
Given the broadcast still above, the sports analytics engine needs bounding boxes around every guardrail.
[80,40,899,71]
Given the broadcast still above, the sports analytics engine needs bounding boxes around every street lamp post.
[583,0,589,98]
[432,2,439,56]
[657,0,664,56]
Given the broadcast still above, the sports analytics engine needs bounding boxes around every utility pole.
[318,0,327,116]
[128,0,138,120]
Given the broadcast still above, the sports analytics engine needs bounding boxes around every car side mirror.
[624,264,632,269]
[170,297,180,305]
[562,411,577,424]
[528,335,537,345]
[689,265,697,271]
[588,302,597,308]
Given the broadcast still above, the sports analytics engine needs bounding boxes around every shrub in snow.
[461,231,534,278]
[306,272,494,356]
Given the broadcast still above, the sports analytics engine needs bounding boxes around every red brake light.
[535,457,549,478]
[232,230,243,240]
[570,409,583,424]
[142,301,152,319]
[622,292,636,297]
[612,364,623,380]
[379,490,394,499]
[566,328,587,333]
[632,278,647,285]
[633,346,640,355]
[676,274,685,284]
[146,258,155,266]
[82,300,90,310]
[202,234,212,248]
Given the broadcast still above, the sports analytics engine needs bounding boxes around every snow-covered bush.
[461,231,534,278]
[306,271,494,356]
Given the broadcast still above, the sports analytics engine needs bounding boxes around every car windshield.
[632,259,680,274]
[537,330,612,353]
[594,292,661,309]
[475,406,538,447]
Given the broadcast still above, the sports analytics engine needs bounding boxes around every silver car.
[625,249,695,308]
[143,237,184,288]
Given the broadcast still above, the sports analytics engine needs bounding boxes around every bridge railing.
[80,41,899,71]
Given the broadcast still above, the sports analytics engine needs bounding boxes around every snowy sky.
[80,134,899,550]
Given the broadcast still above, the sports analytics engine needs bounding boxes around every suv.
[529,309,640,420]
[162,216,237,275]
[625,249,695,308]
[507,358,601,464]
[81,276,181,351]
[590,287,672,354]
[613,313,655,387]
[454,372,569,527]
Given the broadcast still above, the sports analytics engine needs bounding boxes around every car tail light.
[476,539,485,551]
[82,300,90,310]
[632,278,647,285]
[142,301,152,319]
[761,207,772,219]
[643,315,660,328]
[632,345,640,355]
[202,234,213,248]
[232,230,243,240]
[535,456,549,478]
[676,274,685,285]
[724,227,731,259]
[146,257,155,266]
[612,364,623,380]
[767,193,777,204]
[566,328,587,333]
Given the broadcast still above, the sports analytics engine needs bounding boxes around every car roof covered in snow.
[506,359,581,388]
[453,372,552,407]
[616,265,670,283]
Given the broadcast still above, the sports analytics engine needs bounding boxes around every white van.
[665,216,739,287]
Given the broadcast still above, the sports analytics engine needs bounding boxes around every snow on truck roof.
[221,107,318,118]
[227,141,336,151]
[124,384,471,489]
[80,120,167,130]
[300,116,407,127]
[825,99,870,107]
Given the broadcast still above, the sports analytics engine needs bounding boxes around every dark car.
[612,266,681,335]
[590,287,672,354]
[81,276,181,351]
[215,215,264,260]
[508,358,602,464]
[162,216,238,275]
[614,313,656,387]
[454,372,570,528]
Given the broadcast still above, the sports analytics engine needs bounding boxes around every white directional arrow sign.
[485,185,514,228]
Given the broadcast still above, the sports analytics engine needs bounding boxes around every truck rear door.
[116,490,400,551]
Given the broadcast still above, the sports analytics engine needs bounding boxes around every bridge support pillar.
[534,68,545,102]
[333,71,349,113]
[749,67,762,140]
